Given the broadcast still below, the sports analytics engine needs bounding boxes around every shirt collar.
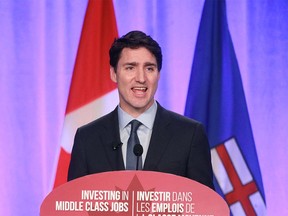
[118,101,157,130]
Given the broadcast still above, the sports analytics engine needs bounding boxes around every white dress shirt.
[117,101,157,168]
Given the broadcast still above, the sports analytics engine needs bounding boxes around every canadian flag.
[53,0,119,188]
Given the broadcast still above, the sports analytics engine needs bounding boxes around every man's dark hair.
[109,30,162,71]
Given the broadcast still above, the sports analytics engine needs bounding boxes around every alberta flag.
[184,0,266,215]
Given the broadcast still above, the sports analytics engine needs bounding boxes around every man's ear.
[110,66,117,83]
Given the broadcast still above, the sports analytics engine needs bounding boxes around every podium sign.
[41,171,229,215]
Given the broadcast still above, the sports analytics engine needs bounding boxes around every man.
[68,30,214,189]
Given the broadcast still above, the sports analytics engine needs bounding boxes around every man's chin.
[134,101,154,111]
[120,98,154,113]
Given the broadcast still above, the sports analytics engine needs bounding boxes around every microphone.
[112,142,123,150]
[133,144,143,170]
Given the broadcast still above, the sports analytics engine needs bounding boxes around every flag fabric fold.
[184,0,266,215]
[53,0,118,188]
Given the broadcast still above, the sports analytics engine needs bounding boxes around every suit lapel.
[101,104,174,171]
[101,108,125,170]
[143,104,173,170]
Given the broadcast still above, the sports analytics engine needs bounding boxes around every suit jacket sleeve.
[186,122,214,189]
[67,128,89,181]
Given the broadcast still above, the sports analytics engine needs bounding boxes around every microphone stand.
[136,157,140,171]
[133,144,143,170]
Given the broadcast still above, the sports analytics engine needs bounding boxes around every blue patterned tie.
[126,120,142,170]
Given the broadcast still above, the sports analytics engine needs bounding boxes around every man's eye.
[147,67,155,72]
[126,66,134,70]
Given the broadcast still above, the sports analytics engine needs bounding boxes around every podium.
[41,171,229,215]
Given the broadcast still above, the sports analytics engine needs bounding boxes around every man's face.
[110,47,160,117]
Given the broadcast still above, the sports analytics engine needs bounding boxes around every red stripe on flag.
[66,0,118,114]
[216,144,258,215]
[53,0,118,188]
[53,148,71,188]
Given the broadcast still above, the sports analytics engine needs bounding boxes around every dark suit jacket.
[68,103,214,189]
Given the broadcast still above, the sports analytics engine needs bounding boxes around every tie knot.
[130,120,142,133]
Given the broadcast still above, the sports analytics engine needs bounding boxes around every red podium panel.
[41,171,229,216]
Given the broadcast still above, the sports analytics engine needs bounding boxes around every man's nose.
[135,69,146,82]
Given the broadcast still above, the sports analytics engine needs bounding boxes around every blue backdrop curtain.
[0,0,287,215]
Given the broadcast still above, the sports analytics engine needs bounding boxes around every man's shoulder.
[157,103,201,127]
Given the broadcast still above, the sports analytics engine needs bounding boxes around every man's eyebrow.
[122,62,157,67]
[144,62,157,67]
[123,62,138,66]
